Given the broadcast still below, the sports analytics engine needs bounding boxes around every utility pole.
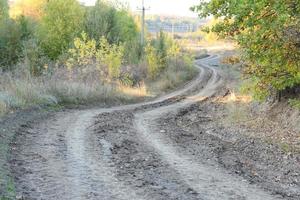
[141,0,145,45]
[138,0,149,46]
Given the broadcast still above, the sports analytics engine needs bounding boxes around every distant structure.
[147,23,196,33]
[145,16,207,34]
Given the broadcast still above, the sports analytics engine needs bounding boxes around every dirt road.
[10,55,284,199]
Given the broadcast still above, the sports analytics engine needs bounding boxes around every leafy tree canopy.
[194,0,300,99]
[37,0,84,60]
[84,0,138,45]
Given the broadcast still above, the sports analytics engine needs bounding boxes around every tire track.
[10,55,282,199]
[133,59,281,199]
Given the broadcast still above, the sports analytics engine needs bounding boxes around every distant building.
[145,15,207,34]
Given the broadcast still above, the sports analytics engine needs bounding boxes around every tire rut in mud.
[166,100,300,199]
[92,110,203,200]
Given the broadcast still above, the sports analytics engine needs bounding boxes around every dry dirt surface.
[9,55,299,199]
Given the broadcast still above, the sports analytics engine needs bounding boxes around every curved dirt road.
[10,55,282,199]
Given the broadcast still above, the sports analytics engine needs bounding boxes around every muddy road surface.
[10,55,284,200]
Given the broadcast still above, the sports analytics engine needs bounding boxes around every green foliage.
[96,36,124,79]
[67,32,97,69]
[37,0,84,60]
[148,49,197,93]
[123,39,143,64]
[84,0,138,64]
[84,0,138,44]
[194,0,300,99]
[0,14,39,71]
[0,0,8,21]
[114,10,138,44]
[1,0,139,71]
[17,15,36,40]
[67,33,124,80]
[23,38,49,76]
[155,31,168,69]
[289,99,300,109]
[145,31,170,79]
[0,19,22,70]
[84,0,116,43]
[145,43,159,79]
[119,73,134,86]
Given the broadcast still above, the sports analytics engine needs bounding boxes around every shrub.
[145,43,159,79]
[84,0,139,65]
[37,0,84,60]
[22,38,49,76]
[84,0,138,45]
[96,36,124,80]
[67,32,97,69]
[67,33,124,81]
[0,13,37,72]
[84,0,117,44]
[0,19,22,70]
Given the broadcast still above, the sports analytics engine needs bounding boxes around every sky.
[80,0,200,17]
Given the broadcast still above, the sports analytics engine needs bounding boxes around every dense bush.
[0,19,23,70]
[84,1,138,44]
[67,32,124,80]
[37,0,84,60]
[0,0,141,72]
[84,0,139,64]
[145,31,174,79]
[22,38,49,76]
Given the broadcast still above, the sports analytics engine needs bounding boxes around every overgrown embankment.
[194,1,300,102]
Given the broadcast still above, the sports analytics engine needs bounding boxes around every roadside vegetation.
[0,1,197,198]
[193,0,300,104]
[0,0,197,117]
[193,0,300,155]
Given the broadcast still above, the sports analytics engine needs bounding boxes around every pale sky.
[80,0,200,17]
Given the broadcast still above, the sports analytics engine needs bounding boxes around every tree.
[0,0,38,71]
[84,0,139,64]
[0,0,8,21]
[194,0,300,99]
[114,10,138,44]
[0,19,22,70]
[84,0,117,44]
[84,0,138,44]
[145,31,170,79]
[156,31,168,69]
[37,0,84,60]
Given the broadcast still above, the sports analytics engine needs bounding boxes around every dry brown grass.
[216,91,300,153]
[0,57,198,116]
[0,66,148,116]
